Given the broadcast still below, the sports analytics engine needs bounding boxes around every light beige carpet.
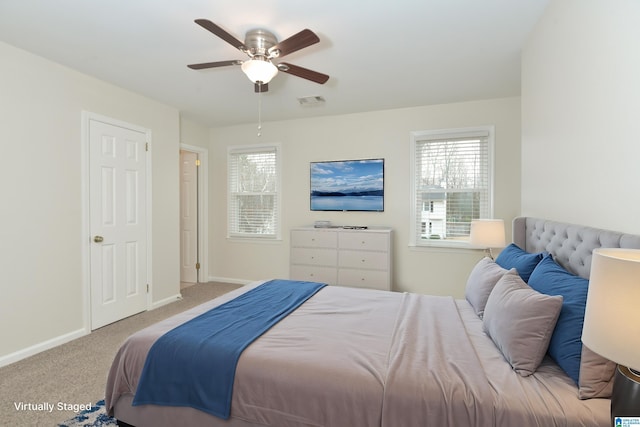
[0,282,241,426]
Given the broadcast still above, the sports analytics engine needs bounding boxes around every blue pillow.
[495,243,544,282]
[527,255,589,385]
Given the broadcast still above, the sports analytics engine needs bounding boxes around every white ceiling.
[0,0,549,128]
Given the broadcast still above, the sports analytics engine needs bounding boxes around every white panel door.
[180,150,198,283]
[89,119,147,329]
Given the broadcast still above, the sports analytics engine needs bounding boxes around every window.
[228,144,280,239]
[410,127,494,247]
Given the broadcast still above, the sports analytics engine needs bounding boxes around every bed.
[106,217,640,426]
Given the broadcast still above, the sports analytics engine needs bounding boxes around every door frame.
[81,111,153,332]
[180,143,209,283]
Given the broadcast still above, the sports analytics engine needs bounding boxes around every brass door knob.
[94,235,104,243]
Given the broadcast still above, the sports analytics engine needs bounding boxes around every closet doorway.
[179,144,209,287]
[83,112,151,330]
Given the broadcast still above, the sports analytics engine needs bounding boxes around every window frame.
[409,126,495,248]
[227,143,282,241]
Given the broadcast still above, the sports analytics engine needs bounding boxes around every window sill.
[409,241,483,255]
[226,236,283,244]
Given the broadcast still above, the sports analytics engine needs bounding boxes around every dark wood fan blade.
[254,82,269,93]
[278,62,329,84]
[194,19,246,51]
[187,60,242,70]
[270,29,319,58]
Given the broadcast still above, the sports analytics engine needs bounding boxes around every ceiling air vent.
[297,95,326,106]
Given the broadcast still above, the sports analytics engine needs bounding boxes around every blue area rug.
[57,400,116,427]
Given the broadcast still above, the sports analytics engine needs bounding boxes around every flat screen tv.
[310,158,384,212]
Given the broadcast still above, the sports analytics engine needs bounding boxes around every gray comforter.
[106,283,609,427]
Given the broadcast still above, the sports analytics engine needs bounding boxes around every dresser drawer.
[338,232,389,252]
[337,269,390,291]
[291,230,337,248]
[290,265,337,285]
[338,250,388,270]
[291,248,337,267]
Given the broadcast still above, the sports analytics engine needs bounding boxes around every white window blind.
[228,145,280,239]
[411,127,493,246]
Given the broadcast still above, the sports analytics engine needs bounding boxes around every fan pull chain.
[257,87,262,137]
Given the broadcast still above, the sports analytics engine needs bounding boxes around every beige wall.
[521,0,640,234]
[180,117,210,149]
[0,41,181,363]
[209,97,521,296]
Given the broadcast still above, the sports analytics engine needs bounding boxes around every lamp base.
[611,365,640,427]
[484,248,494,260]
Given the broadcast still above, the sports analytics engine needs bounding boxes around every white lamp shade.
[469,219,506,248]
[582,248,640,371]
[241,59,278,84]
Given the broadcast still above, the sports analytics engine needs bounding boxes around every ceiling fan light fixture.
[188,20,329,92]
[241,58,278,84]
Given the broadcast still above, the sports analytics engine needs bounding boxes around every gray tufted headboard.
[512,217,640,280]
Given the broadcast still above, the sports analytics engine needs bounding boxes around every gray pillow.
[578,345,617,399]
[465,257,510,318]
[483,272,563,376]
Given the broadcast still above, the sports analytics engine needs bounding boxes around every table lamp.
[469,219,506,259]
[582,248,640,426]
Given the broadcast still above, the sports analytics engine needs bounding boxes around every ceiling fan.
[188,19,330,93]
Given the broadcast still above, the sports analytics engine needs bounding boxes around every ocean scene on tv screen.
[311,159,384,211]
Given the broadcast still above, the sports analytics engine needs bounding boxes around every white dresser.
[290,227,392,291]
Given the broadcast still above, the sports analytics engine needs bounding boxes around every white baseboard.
[1,293,183,368]
[208,276,254,286]
[150,293,183,310]
[0,327,88,368]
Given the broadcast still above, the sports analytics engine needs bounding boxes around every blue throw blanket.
[132,279,326,419]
